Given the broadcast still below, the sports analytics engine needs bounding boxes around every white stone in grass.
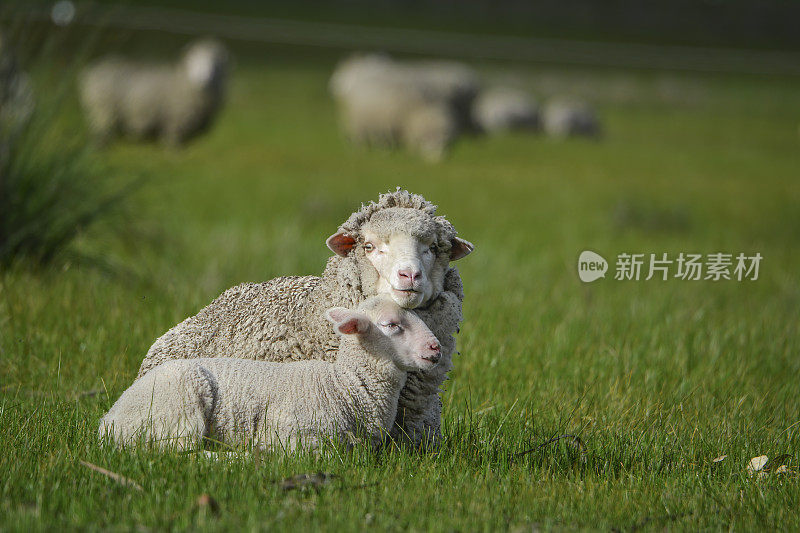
[747,455,768,476]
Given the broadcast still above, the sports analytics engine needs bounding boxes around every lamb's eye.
[364,242,374,252]
[380,322,400,330]
[428,244,437,253]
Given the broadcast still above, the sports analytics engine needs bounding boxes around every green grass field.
[1,43,800,530]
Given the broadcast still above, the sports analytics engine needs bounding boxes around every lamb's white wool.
[79,39,229,146]
[100,295,441,451]
[137,189,472,449]
[542,99,601,138]
[473,87,540,134]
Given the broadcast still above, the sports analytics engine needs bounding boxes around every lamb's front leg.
[162,365,218,451]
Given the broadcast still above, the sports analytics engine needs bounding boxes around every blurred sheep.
[0,31,34,136]
[403,104,458,162]
[336,78,457,162]
[79,39,229,146]
[397,59,480,131]
[329,53,479,161]
[472,87,540,134]
[542,99,601,138]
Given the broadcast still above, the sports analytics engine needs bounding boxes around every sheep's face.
[327,207,473,309]
[363,228,438,309]
[183,40,229,91]
[326,296,441,371]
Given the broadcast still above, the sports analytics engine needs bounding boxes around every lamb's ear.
[326,232,357,257]
[450,237,474,261]
[325,308,370,335]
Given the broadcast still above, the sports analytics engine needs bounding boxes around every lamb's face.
[326,296,441,372]
[327,207,474,309]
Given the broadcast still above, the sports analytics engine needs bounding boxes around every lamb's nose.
[398,269,421,283]
[428,341,440,354]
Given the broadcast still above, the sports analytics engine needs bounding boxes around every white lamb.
[99,295,442,451]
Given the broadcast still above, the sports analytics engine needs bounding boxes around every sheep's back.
[137,275,340,378]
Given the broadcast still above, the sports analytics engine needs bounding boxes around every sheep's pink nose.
[398,269,421,283]
[428,341,440,354]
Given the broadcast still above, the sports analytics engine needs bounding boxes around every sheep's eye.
[380,321,400,330]
[428,244,437,253]
[363,242,374,252]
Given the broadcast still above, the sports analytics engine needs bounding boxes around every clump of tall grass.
[0,26,139,269]
[0,112,138,267]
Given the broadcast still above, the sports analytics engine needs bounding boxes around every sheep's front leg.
[392,374,442,450]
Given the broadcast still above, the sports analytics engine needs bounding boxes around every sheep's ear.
[326,232,357,257]
[325,307,351,324]
[335,317,370,335]
[325,308,370,335]
[450,237,474,261]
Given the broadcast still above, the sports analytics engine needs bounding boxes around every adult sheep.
[473,87,541,134]
[336,78,458,162]
[79,39,229,146]
[137,189,473,448]
[330,54,479,129]
[329,53,479,160]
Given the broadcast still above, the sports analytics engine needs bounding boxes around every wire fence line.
[15,2,800,76]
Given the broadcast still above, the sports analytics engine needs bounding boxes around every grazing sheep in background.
[334,73,458,161]
[0,31,34,136]
[473,87,540,134]
[330,54,479,125]
[542,99,601,138]
[329,53,479,160]
[398,58,480,131]
[137,189,473,448]
[79,39,229,146]
[100,295,442,451]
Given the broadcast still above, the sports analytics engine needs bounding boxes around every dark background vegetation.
[89,0,800,49]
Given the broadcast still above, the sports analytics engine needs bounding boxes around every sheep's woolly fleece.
[137,189,465,446]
